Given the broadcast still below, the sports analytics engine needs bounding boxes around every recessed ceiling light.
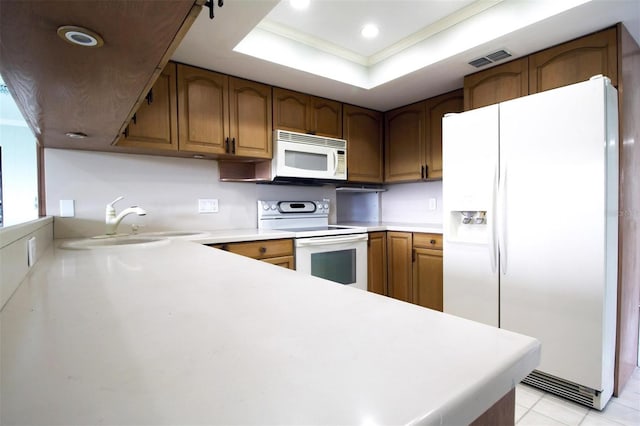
[57,25,104,48]
[361,23,379,39]
[65,132,88,139]
[290,0,310,10]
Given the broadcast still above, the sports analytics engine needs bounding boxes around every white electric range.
[258,199,368,290]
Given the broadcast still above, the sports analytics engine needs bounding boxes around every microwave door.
[277,141,334,179]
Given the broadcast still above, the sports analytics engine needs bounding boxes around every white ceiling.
[172,0,640,111]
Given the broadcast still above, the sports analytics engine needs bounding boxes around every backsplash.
[380,181,443,223]
[336,181,443,224]
[45,149,336,238]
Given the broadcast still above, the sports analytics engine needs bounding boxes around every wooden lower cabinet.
[386,232,413,302]
[413,234,443,311]
[262,255,295,270]
[367,232,387,295]
[211,239,294,270]
[385,231,443,311]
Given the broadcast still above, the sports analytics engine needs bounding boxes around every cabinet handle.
[259,246,267,254]
[123,126,129,138]
[220,244,229,251]
[231,137,236,154]
[225,137,230,153]
[146,89,153,105]
[412,249,416,263]
[421,165,425,179]
[424,164,429,179]
[132,113,137,125]
[204,0,224,20]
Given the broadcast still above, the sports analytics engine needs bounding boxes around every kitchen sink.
[59,236,171,250]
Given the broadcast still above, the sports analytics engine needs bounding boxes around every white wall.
[380,181,443,224]
[45,149,336,238]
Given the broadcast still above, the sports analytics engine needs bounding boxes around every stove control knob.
[262,203,269,210]
[270,203,277,210]
[323,203,329,210]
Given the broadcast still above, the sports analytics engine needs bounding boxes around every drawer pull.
[430,239,436,244]
[259,246,267,254]
[220,244,229,251]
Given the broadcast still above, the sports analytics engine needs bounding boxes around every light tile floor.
[516,368,640,425]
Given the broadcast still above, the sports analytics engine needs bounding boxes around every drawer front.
[413,233,442,250]
[262,255,295,270]
[216,239,294,259]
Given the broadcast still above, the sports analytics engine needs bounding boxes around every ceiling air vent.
[469,49,513,68]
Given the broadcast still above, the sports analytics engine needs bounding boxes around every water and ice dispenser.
[447,210,489,244]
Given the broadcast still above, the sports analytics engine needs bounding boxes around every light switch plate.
[428,198,437,210]
[59,199,75,217]
[198,199,219,213]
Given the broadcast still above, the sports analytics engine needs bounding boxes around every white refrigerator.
[442,76,619,410]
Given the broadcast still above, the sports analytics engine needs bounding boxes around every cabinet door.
[272,87,310,134]
[177,64,229,154]
[262,255,295,270]
[343,105,384,183]
[118,62,178,151]
[386,232,413,302]
[367,232,387,295]
[413,248,443,312]
[229,77,272,159]
[310,96,342,138]
[384,102,425,182]
[529,27,617,93]
[464,57,529,110]
[425,89,463,180]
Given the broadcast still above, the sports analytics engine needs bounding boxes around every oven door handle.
[296,234,368,247]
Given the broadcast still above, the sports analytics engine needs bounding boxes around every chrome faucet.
[105,196,147,235]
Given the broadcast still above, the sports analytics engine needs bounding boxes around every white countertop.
[1,239,539,425]
[337,221,443,234]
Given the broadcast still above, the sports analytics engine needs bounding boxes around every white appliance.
[442,76,618,410]
[272,130,347,181]
[258,200,367,290]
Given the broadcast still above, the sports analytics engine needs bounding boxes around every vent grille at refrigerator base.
[523,370,602,409]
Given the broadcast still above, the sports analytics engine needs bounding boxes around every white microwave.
[272,130,347,181]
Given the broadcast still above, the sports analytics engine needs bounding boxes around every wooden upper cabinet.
[367,232,387,295]
[343,104,384,183]
[177,64,272,159]
[310,96,342,138]
[272,88,309,133]
[385,101,425,182]
[117,62,178,151]
[177,64,229,154]
[529,27,618,93]
[425,89,463,180]
[229,77,272,159]
[273,87,342,138]
[464,57,529,110]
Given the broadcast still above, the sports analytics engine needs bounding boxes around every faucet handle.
[107,196,124,208]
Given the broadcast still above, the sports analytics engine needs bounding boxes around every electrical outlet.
[27,237,36,267]
[428,198,437,210]
[198,199,219,213]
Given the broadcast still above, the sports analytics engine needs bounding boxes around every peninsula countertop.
[1,238,539,425]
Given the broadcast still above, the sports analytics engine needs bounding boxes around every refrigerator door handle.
[498,164,507,274]
[489,165,498,273]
